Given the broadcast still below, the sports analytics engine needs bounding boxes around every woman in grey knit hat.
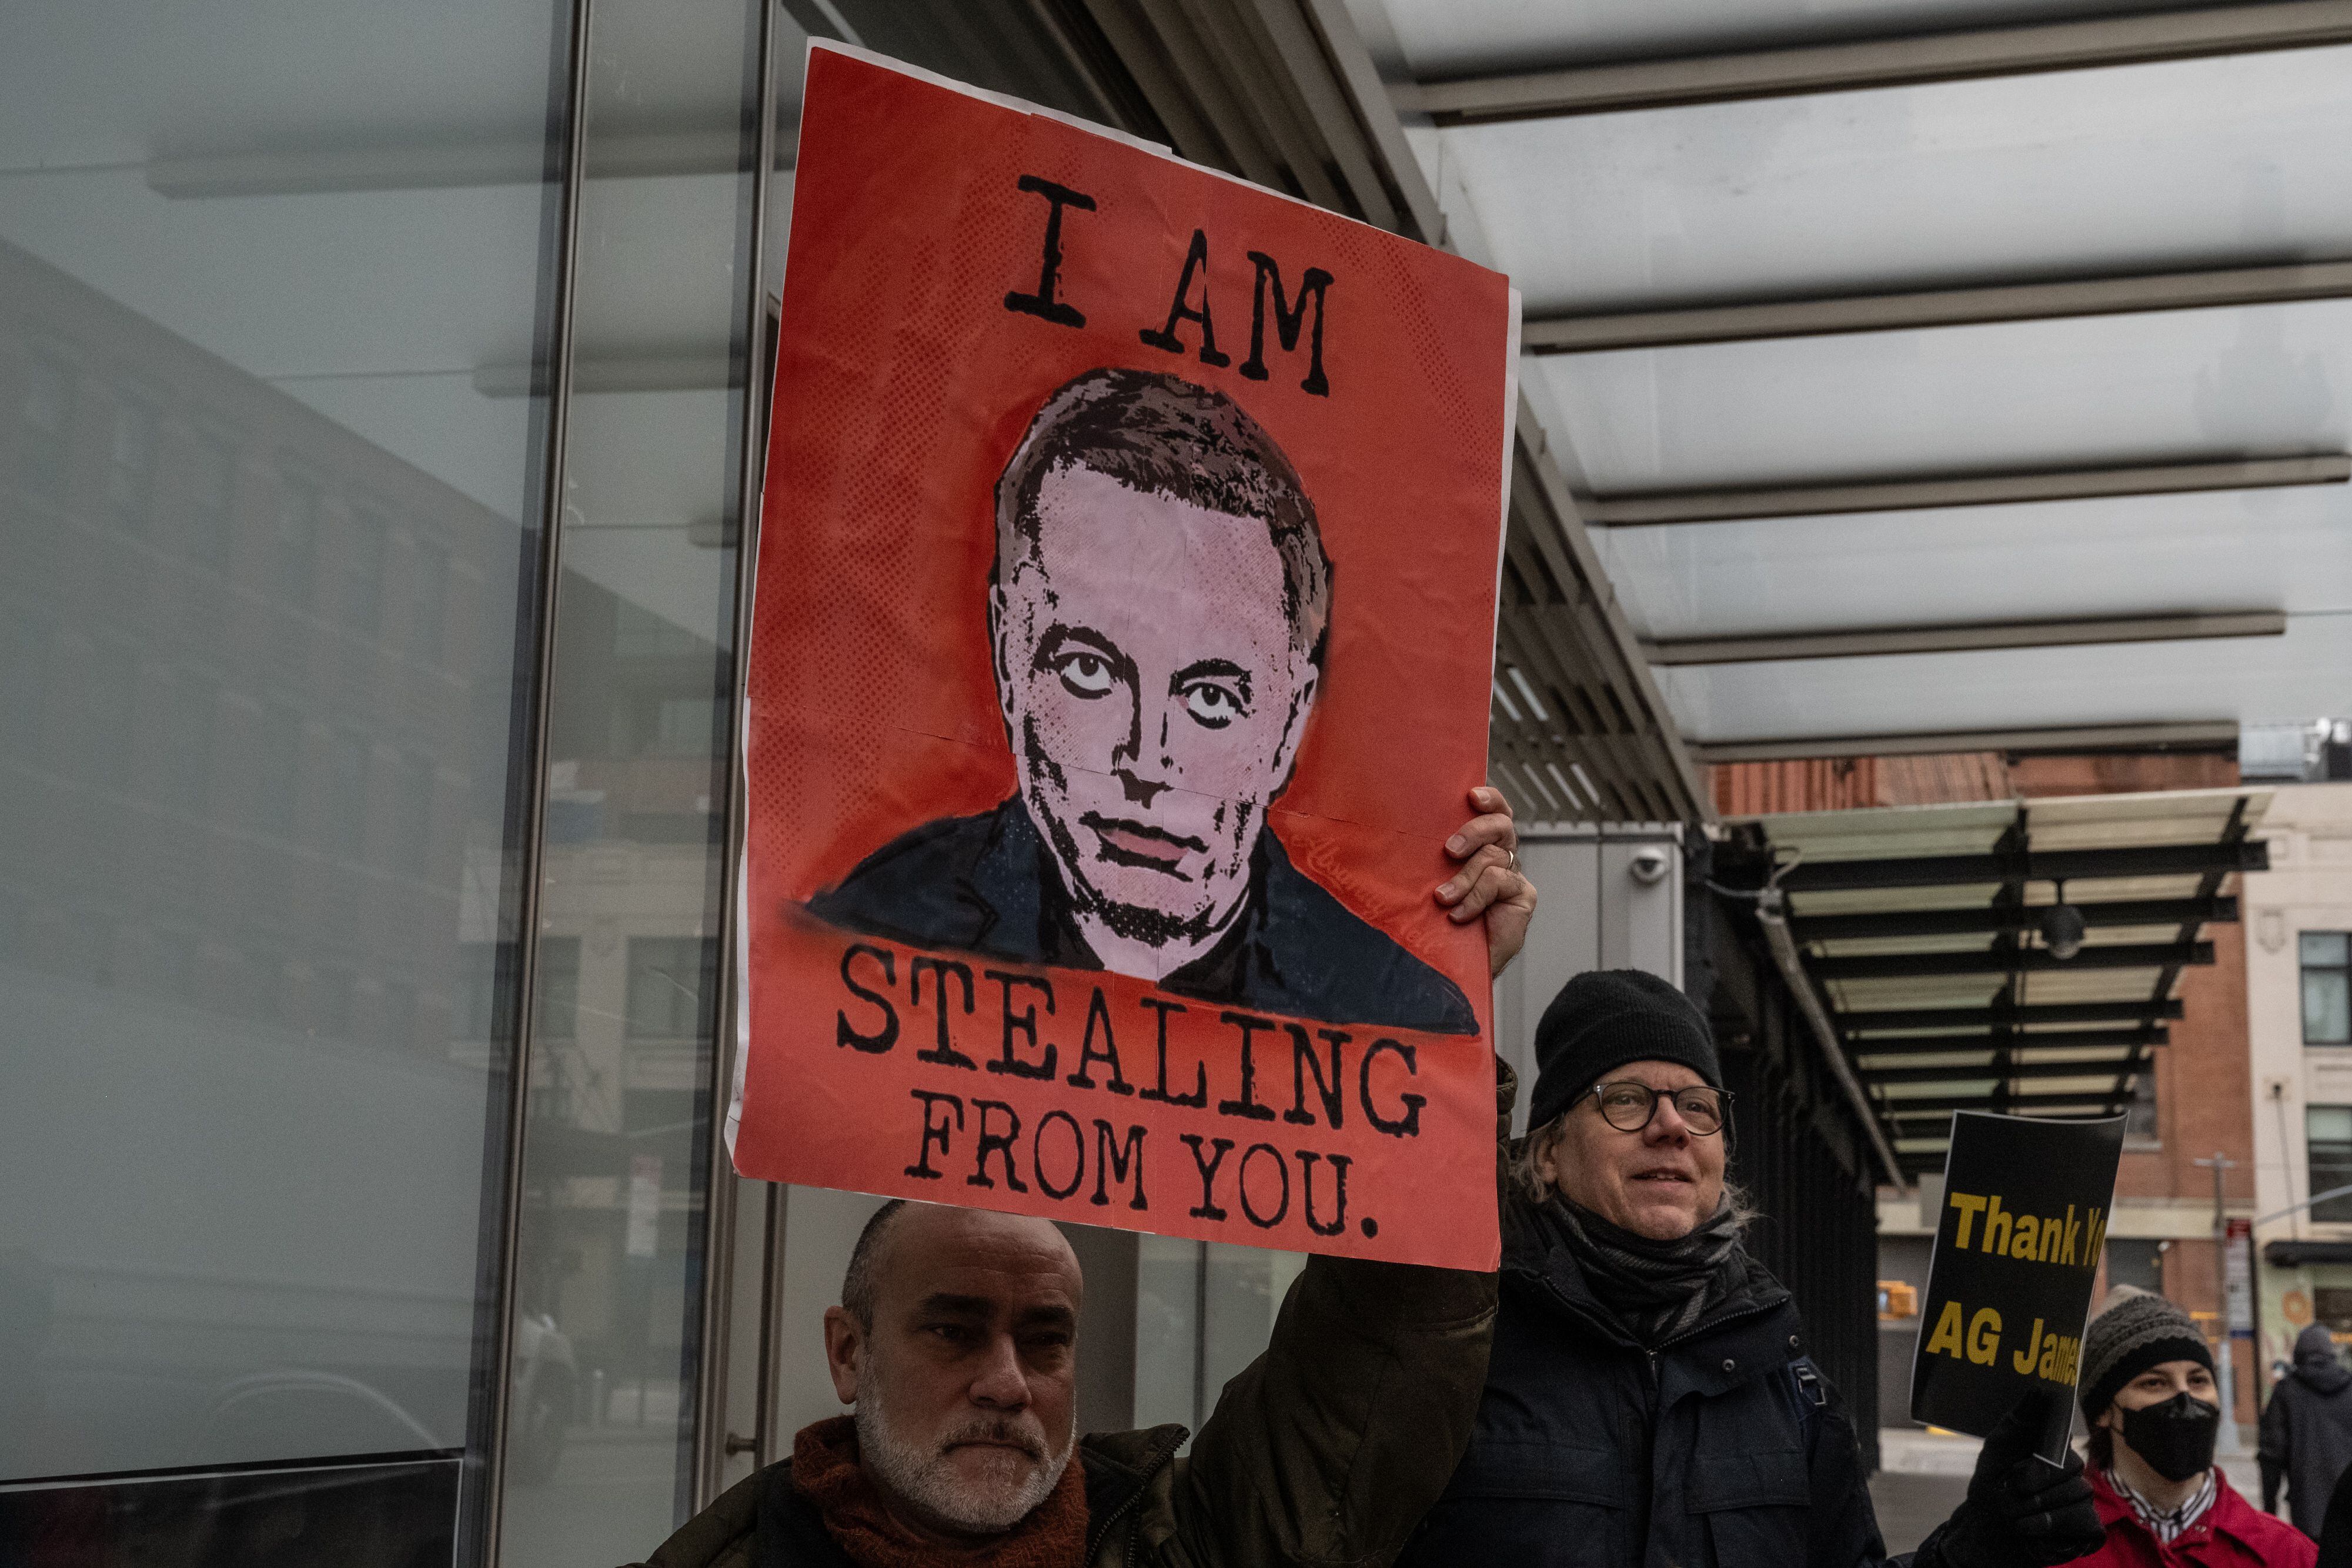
[2071,1286,2313,1564]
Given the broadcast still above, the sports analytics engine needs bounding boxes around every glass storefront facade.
[1,6,1349,1562]
[2,0,572,1559]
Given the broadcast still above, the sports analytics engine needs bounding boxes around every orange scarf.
[790,1416,1088,1568]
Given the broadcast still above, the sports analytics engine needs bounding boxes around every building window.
[2307,932,2352,1045]
[2107,1238,2165,1295]
[409,539,448,666]
[183,432,234,569]
[19,352,72,500]
[106,396,158,530]
[460,937,582,1045]
[274,474,319,607]
[2124,1069,2159,1146]
[322,730,367,852]
[626,936,717,1040]
[342,506,387,635]
[651,695,721,756]
[2310,1106,2352,1222]
[255,703,303,838]
[383,751,434,875]
[539,935,579,1042]
[614,599,709,660]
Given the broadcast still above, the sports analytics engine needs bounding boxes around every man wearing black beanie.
[1398,969,2107,1568]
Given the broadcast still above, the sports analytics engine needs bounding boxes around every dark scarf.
[789,1416,1088,1568]
[1546,1194,1750,1346]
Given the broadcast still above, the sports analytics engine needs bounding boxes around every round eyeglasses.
[1584,1081,1731,1136]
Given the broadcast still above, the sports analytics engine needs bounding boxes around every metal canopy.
[1341,0,2352,758]
[1732,787,2270,1176]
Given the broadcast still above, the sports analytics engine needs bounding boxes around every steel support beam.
[1795,898,2236,943]
[1588,455,2351,526]
[1782,839,2266,894]
[1854,1026,2169,1057]
[1867,1056,2148,1086]
[1811,940,2211,981]
[1395,2,2352,122]
[1695,720,2240,764]
[1647,611,2285,667]
[1842,999,2186,1032]
[1525,260,2352,354]
[1881,1092,2128,1115]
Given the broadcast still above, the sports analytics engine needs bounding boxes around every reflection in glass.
[0,0,566,1507]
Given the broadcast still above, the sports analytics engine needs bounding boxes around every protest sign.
[1912,1111,2126,1462]
[733,45,1518,1269]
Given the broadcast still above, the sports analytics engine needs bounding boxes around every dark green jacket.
[629,1072,1508,1568]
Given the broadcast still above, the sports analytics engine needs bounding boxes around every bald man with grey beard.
[627,792,1538,1568]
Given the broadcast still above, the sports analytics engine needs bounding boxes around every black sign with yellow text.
[1911,1111,2126,1462]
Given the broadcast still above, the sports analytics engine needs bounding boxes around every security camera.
[1628,845,1672,886]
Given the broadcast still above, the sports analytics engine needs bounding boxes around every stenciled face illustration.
[992,462,1318,955]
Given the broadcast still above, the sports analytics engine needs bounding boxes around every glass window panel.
[1434,46,2352,312]
[1352,0,2193,77]
[1649,617,2352,747]
[2304,932,2350,966]
[1591,485,2352,643]
[1536,299,2352,494]
[2314,1108,2352,1222]
[0,0,563,1514]
[627,936,719,1041]
[2307,941,2352,1045]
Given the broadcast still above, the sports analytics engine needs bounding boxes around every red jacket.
[2082,1463,2316,1567]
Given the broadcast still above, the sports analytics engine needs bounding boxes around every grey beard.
[851,1360,1074,1536]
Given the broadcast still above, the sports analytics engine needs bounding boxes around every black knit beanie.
[1529,969,1721,1130]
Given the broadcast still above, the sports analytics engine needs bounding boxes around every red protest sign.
[737,45,1516,1270]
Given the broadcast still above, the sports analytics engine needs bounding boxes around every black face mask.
[2117,1390,2221,1483]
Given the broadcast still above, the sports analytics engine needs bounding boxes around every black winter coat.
[1396,1193,1897,1568]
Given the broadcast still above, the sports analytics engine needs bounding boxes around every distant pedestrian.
[2074,1289,2314,1567]
[2264,1323,2352,1536]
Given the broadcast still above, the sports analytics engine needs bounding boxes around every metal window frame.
[1692,720,2241,764]
[1586,455,2352,526]
[690,0,784,1506]
[477,0,782,1549]
[477,0,597,1556]
[1645,611,2288,667]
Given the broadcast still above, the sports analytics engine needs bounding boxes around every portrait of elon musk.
[806,366,1476,1036]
